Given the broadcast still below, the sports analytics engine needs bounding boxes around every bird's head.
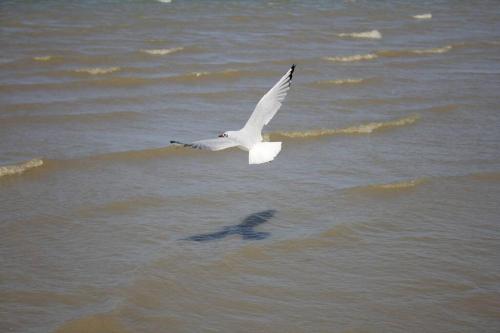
[218,132,229,138]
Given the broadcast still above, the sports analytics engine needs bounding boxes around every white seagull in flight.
[171,64,295,165]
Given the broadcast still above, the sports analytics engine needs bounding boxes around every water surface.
[1,1,500,332]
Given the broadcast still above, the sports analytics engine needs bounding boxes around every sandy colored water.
[1,1,500,332]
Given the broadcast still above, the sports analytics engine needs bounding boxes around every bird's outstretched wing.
[243,64,295,135]
[184,229,232,241]
[170,138,239,151]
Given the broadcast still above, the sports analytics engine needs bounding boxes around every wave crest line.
[267,115,420,140]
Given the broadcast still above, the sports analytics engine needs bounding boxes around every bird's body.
[224,129,257,152]
[171,64,295,165]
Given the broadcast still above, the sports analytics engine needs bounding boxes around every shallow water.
[1,1,500,332]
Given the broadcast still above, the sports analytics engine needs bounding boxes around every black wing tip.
[170,140,202,149]
[286,64,296,87]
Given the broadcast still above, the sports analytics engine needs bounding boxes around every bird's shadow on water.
[183,210,276,242]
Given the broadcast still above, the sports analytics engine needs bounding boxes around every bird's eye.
[224,133,228,137]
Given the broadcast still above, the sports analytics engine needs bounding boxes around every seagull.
[171,64,295,164]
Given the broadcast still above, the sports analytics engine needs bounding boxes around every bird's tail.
[249,142,282,165]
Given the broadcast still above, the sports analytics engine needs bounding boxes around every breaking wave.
[324,45,453,63]
[338,30,382,39]
[310,78,367,87]
[73,67,120,75]
[324,53,378,62]
[0,114,422,178]
[413,13,432,20]
[266,115,420,140]
[412,45,452,54]
[0,159,44,178]
[184,69,240,79]
[190,71,211,77]
[1,144,208,179]
[377,45,453,57]
[141,47,184,55]
[33,55,53,62]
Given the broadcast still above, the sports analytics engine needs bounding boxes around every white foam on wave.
[338,30,382,39]
[191,71,210,77]
[0,159,44,178]
[74,67,120,75]
[141,47,183,55]
[157,0,172,3]
[185,69,240,79]
[411,45,452,54]
[267,115,420,140]
[413,13,432,19]
[314,78,366,86]
[33,56,53,61]
[324,53,378,62]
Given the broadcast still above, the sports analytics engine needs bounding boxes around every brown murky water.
[1,1,500,332]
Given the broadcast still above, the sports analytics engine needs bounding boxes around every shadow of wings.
[184,209,276,242]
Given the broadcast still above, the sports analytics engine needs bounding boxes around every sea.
[1,1,500,332]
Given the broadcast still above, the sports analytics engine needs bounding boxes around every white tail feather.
[249,142,282,164]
